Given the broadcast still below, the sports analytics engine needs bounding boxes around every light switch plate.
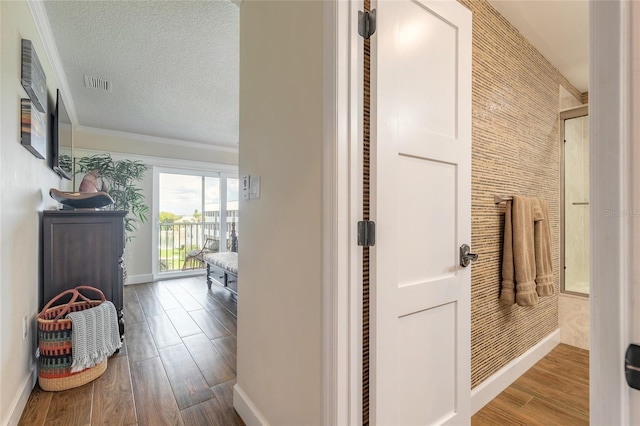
[242,175,250,200]
[23,315,28,339]
[250,176,260,199]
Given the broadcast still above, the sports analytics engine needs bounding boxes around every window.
[155,170,238,274]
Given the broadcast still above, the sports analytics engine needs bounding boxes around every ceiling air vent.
[84,75,112,92]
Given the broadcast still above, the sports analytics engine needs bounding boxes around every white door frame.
[632,3,640,423]
[323,0,364,424]
[590,0,635,424]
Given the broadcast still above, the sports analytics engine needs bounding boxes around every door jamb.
[323,0,364,424]
[590,0,633,424]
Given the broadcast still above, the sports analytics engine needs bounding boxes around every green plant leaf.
[74,153,150,243]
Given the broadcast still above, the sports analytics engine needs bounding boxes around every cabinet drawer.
[209,264,226,285]
[226,273,238,294]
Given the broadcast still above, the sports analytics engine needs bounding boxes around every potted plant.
[75,153,150,243]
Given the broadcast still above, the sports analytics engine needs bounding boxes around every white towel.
[67,301,122,372]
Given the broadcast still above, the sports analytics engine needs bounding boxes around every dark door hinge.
[358,220,376,247]
[358,9,377,40]
[626,344,640,390]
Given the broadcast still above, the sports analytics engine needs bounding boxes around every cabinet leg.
[118,309,125,340]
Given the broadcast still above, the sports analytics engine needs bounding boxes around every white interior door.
[371,0,472,424]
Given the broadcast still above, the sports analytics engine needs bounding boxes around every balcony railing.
[159,219,238,272]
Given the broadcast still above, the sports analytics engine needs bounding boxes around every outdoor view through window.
[158,173,239,272]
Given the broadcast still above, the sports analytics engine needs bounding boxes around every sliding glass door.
[154,168,238,276]
[226,177,239,251]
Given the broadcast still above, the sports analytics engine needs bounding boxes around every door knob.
[460,244,478,267]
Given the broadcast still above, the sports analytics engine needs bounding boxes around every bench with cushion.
[204,252,238,296]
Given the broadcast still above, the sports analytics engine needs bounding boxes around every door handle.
[460,244,478,267]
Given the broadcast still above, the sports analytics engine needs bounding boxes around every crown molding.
[74,147,238,174]
[76,126,239,154]
[27,0,79,126]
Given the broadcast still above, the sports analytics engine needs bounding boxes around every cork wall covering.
[457,0,582,388]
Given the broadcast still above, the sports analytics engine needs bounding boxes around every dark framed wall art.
[20,38,47,159]
[21,39,47,113]
[21,98,47,159]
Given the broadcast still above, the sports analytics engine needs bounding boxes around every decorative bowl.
[49,188,114,209]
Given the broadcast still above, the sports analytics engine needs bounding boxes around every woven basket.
[39,359,107,392]
[37,286,107,391]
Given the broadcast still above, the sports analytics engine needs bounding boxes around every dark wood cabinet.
[42,210,127,335]
[206,263,238,297]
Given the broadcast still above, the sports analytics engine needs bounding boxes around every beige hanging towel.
[534,199,554,296]
[500,196,543,306]
[499,200,516,305]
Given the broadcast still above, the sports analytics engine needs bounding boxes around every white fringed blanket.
[66,301,122,372]
[203,252,238,274]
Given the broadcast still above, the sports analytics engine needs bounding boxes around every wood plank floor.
[472,343,589,426]
[19,276,244,426]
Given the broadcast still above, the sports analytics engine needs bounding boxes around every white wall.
[0,2,71,423]
[236,1,324,424]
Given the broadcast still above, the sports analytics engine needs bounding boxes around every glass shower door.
[563,112,589,295]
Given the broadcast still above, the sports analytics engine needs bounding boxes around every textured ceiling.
[42,0,586,149]
[43,0,239,147]
[489,0,589,93]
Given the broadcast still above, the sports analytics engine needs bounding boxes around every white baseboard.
[4,364,37,426]
[157,270,206,279]
[233,384,270,426]
[126,271,208,285]
[470,329,561,415]
[125,274,153,285]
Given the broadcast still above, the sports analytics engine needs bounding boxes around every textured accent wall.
[457,0,582,388]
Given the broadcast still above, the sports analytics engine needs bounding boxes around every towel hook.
[494,195,513,204]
